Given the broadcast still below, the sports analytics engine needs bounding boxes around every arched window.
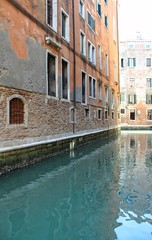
[9,98,24,124]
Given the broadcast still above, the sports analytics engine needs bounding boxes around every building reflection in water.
[115,131,152,240]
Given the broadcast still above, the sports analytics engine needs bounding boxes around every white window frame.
[46,50,58,99]
[98,44,102,70]
[106,54,109,76]
[46,0,57,32]
[105,86,108,103]
[87,10,95,33]
[69,107,76,123]
[89,75,96,99]
[81,70,87,105]
[61,8,70,42]
[88,40,96,65]
[130,108,136,121]
[96,0,102,17]
[147,109,152,120]
[79,0,85,19]
[146,78,152,88]
[104,15,108,28]
[98,80,102,100]
[80,30,86,56]
[146,58,152,67]
[7,94,28,128]
[61,57,70,101]
[128,58,136,67]
[120,108,126,115]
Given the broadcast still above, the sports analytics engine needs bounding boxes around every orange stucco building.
[0,0,119,146]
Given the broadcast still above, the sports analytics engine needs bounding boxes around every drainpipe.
[72,0,76,133]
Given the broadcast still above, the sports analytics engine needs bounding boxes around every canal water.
[0,131,152,240]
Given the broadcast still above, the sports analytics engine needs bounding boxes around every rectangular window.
[47,52,57,97]
[104,0,108,4]
[104,15,108,28]
[98,44,102,69]
[62,58,69,100]
[146,95,152,104]
[98,80,102,100]
[147,109,152,120]
[88,41,96,65]
[120,93,125,102]
[46,0,57,31]
[146,78,152,87]
[121,108,125,114]
[82,71,86,104]
[130,109,135,120]
[128,58,136,67]
[87,11,95,32]
[92,46,96,64]
[128,43,134,49]
[105,110,108,120]
[70,108,75,122]
[61,9,69,41]
[80,30,86,55]
[79,0,85,18]
[96,1,102,16]
[89,76,96,98]
[128,94,137,104]
[105,87,108,103]
[112,112,114,119]
[121,58,124,68]
[145,43,151,49]
[112,91,114,105]
[98,109,102,119]
[106,54,109,76]
[84,108,89,118]
[146,58,151,67]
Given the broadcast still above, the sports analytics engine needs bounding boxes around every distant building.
[0,0,119,144]
[120,36,152,126]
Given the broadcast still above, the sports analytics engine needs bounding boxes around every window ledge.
[45,36,62,49]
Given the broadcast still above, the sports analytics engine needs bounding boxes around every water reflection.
[115,131,152,240]
[0,132,151,240]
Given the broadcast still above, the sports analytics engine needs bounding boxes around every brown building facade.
[0,0,119,144]
[120,36,152,126]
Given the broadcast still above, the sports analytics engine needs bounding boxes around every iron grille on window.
[10,98,24,124]
[62,59,68,99]
[48,53,56,97]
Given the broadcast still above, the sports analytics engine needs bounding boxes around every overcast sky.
[118,0,152,40]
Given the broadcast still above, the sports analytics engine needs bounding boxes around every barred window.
[10,98,24,124]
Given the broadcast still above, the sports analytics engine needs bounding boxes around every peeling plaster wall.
[0,30,46,93]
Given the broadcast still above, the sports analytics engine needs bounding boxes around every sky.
[118,0,152,40]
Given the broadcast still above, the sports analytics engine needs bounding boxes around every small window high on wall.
[9,98,24,124]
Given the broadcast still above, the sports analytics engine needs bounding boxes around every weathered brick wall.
[0,86,119,141]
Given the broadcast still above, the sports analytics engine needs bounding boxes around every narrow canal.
[0,131,152,240]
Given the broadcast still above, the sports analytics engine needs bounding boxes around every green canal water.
[0,131,152,240]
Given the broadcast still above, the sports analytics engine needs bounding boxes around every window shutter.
[146,95,148,104]
[128,58,130,67]
[134,95,136,104]
[128,95,130,103]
